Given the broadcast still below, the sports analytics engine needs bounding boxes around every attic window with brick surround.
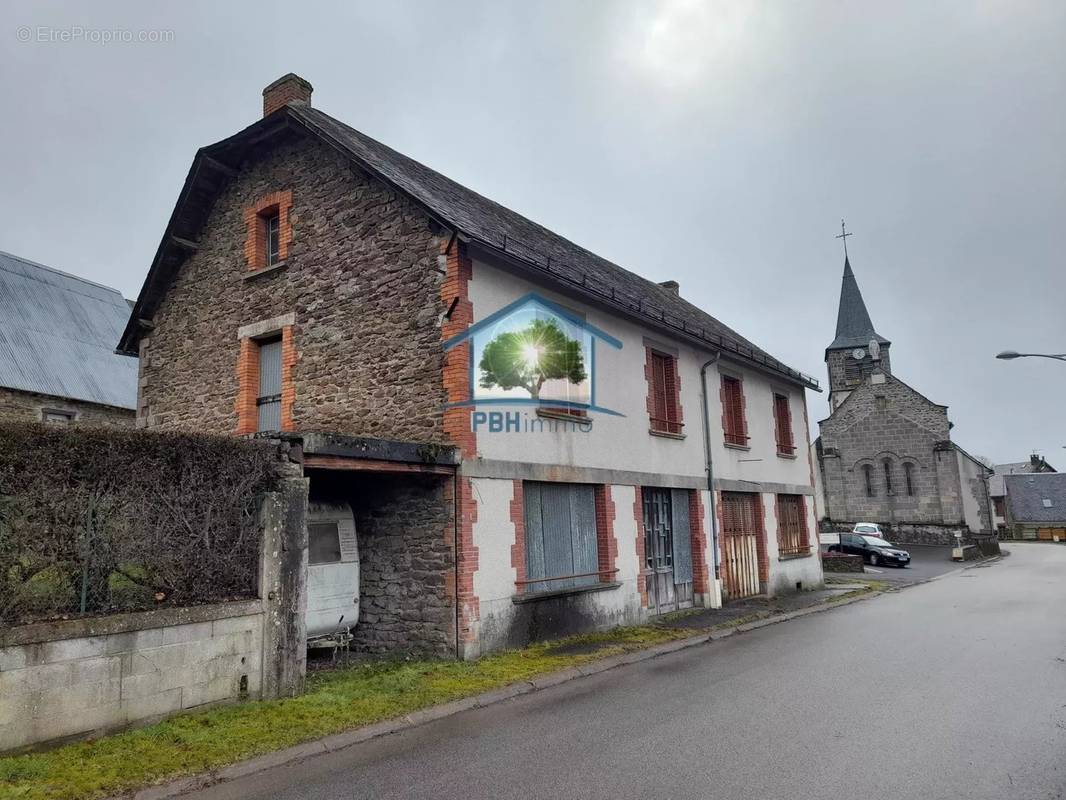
[244,190,293,271]
[647,349,682,435]
[773,393,795,456]
[721,375,748,447]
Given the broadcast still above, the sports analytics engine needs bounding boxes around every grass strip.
[0,583,882,800]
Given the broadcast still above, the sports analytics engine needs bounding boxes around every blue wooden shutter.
[670,489,693,583]
[257,338,283,432]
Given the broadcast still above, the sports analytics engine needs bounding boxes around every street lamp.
[996,351,1066,362]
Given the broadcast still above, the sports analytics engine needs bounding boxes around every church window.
[904,462,915,496]
[863,464,875,497]
[883,459,894,495]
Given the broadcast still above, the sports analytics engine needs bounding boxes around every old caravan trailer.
[306,501,360,647]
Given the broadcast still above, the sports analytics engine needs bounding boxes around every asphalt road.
[859,543,962,584]
[193,543,1066,800]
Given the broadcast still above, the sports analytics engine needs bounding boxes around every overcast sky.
[3,1,1064,463]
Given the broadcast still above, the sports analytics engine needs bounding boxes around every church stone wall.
[819,376,962,526]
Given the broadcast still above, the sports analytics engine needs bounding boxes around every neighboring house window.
[993,497,1005,517]
[773,393,795,455]
[863,464,875,497]
[776,494,809,556]
[904,462,916,497]
[522,482,599,593]
[883,459,894,495]
[648,350,682,435]
[256,336,283,432]
[721,375,748,446]
[42,409,74,425]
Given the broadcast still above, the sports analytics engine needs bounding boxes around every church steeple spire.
[827,255,889,353]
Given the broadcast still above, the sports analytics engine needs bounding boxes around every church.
[813,253,993,545]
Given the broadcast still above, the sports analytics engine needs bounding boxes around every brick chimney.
[262,73,313,117]
[658,280,680,295]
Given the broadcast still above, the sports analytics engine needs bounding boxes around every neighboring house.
[119,74,824,659]
[989,456,1056,535]
[1003,473,1066,541]
[813,256,993,545]
[0,249,136,426]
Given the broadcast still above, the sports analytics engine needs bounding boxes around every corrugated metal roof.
[0,249,136,409]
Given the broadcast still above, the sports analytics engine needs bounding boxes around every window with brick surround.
[721,375,748,446]
[883,459,894,496]
[773,393,795,455]
[904,462,916,496]
[522,482,599,593]
[244,190,293,271]
[648,349,682,435]
[863,464,875,497]
[776,494,809,556]
[236,324,296,435]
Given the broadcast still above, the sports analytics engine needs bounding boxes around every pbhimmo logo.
[443,293,623,429]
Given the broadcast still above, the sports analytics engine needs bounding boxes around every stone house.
[813,257,993,544]
[119,74,824,659]
[991,459,1058,538]
[0,249,135,427]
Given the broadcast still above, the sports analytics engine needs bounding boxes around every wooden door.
[642,488,695,614]
[719,492,762,599]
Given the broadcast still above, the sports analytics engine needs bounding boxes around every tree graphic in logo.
[478,318,587,400]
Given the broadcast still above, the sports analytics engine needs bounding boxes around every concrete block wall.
[0,602,262,752]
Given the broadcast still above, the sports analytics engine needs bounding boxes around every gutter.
[700,353,723,583]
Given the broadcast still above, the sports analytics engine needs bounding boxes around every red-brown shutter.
[774,394,794,454]
[722,376,746,445]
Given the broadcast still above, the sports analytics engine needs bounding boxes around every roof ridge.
[0,249,125,296]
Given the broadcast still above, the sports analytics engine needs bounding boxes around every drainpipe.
[700,353,722,593]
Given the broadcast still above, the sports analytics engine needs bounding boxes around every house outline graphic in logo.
[442,292,624,417]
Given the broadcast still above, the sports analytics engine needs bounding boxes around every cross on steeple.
[835,218,853,259]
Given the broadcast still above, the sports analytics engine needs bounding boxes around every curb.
[126,587,884,800]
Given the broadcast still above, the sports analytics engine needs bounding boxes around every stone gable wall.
[138,136,448,442]
[819,374,962,525]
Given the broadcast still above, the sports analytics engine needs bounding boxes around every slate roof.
[827,257,890,353]
[0,249,137,409]
[1004,473,1066,523]
[119,101,819,390]
[989,459,1056,496]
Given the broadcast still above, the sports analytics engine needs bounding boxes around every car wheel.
[869,553,880,567]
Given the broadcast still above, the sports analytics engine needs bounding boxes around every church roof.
[827,257,890,353]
